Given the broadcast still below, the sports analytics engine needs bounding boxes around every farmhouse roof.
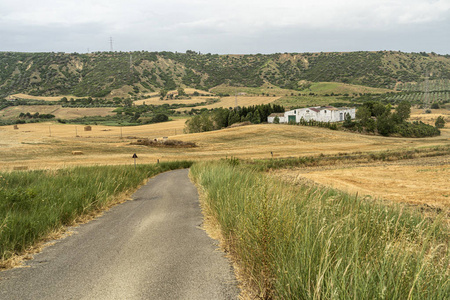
[268,113,285,117]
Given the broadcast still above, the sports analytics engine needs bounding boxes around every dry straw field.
[1,119,448,165]
[1,108,449,209]
[271,155,450,210]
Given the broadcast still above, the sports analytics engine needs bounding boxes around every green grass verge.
[248,145,450,171]
[190,161,449,299]
[0,161,192,262]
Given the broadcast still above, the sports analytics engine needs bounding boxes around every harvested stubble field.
[1,120,449,171]
[271,155,450,211]
[410,108,450,126]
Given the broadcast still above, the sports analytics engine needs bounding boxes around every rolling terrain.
[1,115,448,166]
[2,104,449,211]
[1,50,449,299]
[1,51,450,99]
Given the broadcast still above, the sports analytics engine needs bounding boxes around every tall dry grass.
[190,161,449,299]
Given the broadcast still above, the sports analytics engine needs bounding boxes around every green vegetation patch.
[191,161,449,299]
[0,161,192,263]
[274,95,350,109]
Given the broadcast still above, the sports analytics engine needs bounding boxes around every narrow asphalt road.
[0,169,239,299]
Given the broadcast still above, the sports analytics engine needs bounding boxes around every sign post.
[132,153,138,169]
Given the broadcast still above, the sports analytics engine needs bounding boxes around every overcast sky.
[1,0,449,54]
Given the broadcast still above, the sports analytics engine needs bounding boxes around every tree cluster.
[18,112,55,119]
[185,104,285,133]
[352,101,440,137]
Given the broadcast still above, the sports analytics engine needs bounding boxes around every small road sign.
[132,153,138,169]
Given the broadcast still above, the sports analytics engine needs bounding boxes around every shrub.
[431,103,440,109]
[435,116,446,128]
[149,113,169,124]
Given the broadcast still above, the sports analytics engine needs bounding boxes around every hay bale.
[84,126,92,131]
[13,166,28,170]
[72,151,84,155]
[13,125,18,130]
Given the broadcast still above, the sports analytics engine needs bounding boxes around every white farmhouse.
[268,106,355,123]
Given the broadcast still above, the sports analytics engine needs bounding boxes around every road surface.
[0,169,239,299]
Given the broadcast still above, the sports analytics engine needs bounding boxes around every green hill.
[1,51,449,98]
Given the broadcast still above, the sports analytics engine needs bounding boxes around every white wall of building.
[267,115,287,123]
[268,107,355,123]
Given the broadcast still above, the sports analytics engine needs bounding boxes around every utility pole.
[130,53,133,71]
[110,37,113,52]
[424,70,430,112]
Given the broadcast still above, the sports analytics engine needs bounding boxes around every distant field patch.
[1,105,115,120]
[11,94,82,102]
[210,84,297,96]
[410,108,450,127]
[274,95,349,109]
[185,96,279,110]
[307,82,392,95]
[133,96,215,106]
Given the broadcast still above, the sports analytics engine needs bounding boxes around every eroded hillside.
[1,51,449,98]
